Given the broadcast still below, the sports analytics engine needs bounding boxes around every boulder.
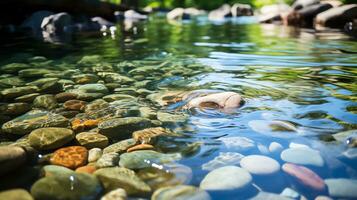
[41,12,72,34]
[285,3,333,26]
[315,4,357,28]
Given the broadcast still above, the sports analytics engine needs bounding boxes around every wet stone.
[75,132,108,149]
[77,83,109,94]
[55,92,78,103]
[1,63,31,73]
[0,103,31,116]
[202,152,244,171]
[132,127,170,144]
[64,100,87,111]
[40,81,63,94]
[96,152,119,168]
[119,150,182,170]
[0,189,34,200]
[0,146,27,176]
[281,147,324,167]
[29,127,74,150]
[100,188,127,200]
[19,68,54,78]
[72,74,99,84]
[139,106,157,119]
[157,112,188,124]
[103,94,136,102]
[240,155,280,175]
[15,93,40,103]
[75,165,97,174]
[0,77,25,87]
[103,139,136,154]
[218,136,255,151]
[200,166,252,190]
[127,144,154,152]
[88,148,102,163]
[31,173,102,200]
[324,178,357,199]
[152,185,211,200]
[1,110,69,135]
[50,146,88,169]
[94,167,151,195]
[1,86,39,99]
[71,119,101,132]
[98,117,151,140]
[269,142,284,153]
[42,165,74,177]
[33,94,58,110]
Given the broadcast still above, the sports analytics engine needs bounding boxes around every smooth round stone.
[185,92,242,109]
[1,86,39,99]
[88,148,102,163]
[325,178,357,198]
[138,163,192,190]
[33,95,58,110]
[15,93,40,103]
[281,148,324,167]
[200,166,252,190]
[55,92,78,103]
[202,152,244,171]
[77,84,109,94]
[250,192,293,200]
[280,188,300,199]
[42,165,74,177]
[0,103,31,115]
[29,127,74,150]
[152,185,211,200]
[269,142,284,153]
[0,146,27,176]
[19,69,53,78]
[103,94,136,102]
[315,196,333,200]
[100,188,127,200]
[1,63,30,73]
[157,112,188,124]
[31,173,102,200]
[282,163,325,191]
[218,136,255,150]
[40,81,63,94]
[139,106,157,119]
[132,127,169,144]
[119,150,182,170]
[0,76,24,87]
[98,117,151,139]
[50,146,88,169]
[103,139,136,154]
[0,189,34,200]
[72,74,99,84]
[63,100,86,111]
[248,120,298,138]
[96,152,119,168]
[240,155,280,175]
[75,165,97,174]
[127,144,154,152]
[75,132,108,149]
[78,55,101,65]
[94,167,151,195]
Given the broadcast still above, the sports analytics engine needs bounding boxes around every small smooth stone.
[152,185,211,200]
[127,144,154,152]
[31,173,102,200]
[342,148,357,159]
[139,106,157,119]
[0,189,34,200]
[19,69,53,78]
[218,136,255,150]
[280,188,300,199]
[282,163,325,191]
[240,155,280,175]
[103,139,136,154]
[1,86,38,99]
[157,112,188,124]
[50,146,88,169]
[200,166,252,190]
[202,152,244,171]
[0,146,27,176]
[72,74,99,84]
[15,93,40,103]
[119,150,181,170]
[75,165,97,174]
[40,81,63,94]
[100,188,127,200]
[0,103,31,115]
[98,117,151,139]
[281,147,324,167]
[88,148,102,163]
[94,167,151,195]
[315,196,333,200]
[132,127,169,144]
[250,192,293,200]
[63,100,86,111]
[55,92,78,103]
[42,165,74,177]
[33,95,57,110]
[325,178,357,199]
[185,92,243,109]
[257,143,269,154]
[77,83,109,94]
[75,132,108,149]
[96,152,119,168]
[289,142,310,149]
[103,94,136,102]
[248,120,298,138]
[29,127,74,150]
[269,142,284,153]
[71,119,101,132]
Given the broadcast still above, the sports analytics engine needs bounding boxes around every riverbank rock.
[100,188,127,200]
[50,146,88,169]
[152,185,211,200]
[2,110,69,135]
[98,117,151,139]
[29,127,74,150]
[0,146,27,176]
[119,150,182,169]
[281,147,324,167]
[75,132,108,149]
[0,189,34,200]
[200,166,252,190]
[324,178,357,198]
[315,4,357,28]
[31,173,102,200]
[94,167,151,195]
[282,163,325,191]
[184,92,243,109]
[202,152,244,171]
[103,139,136,154]
[240,155,280,175]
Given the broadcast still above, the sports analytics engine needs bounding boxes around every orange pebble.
[50,146,88,169]
[75,165,97,174]
[127,144,154,152]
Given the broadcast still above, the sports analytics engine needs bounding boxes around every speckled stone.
[33,95,58,110]
[29,127,74,150]
[132,127,169,144]
[98,117,151,139]
[103,139,136,154]
[88,148,102,163]
[63,100,86,111]
[75,132,108,149]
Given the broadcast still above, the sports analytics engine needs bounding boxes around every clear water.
[1,16,357,199]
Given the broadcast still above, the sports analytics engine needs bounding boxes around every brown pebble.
[50,146,88,169]
[64,100,86,111]
[55,92,78,103]
[127,144,154,152]
[75,165,97,174]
